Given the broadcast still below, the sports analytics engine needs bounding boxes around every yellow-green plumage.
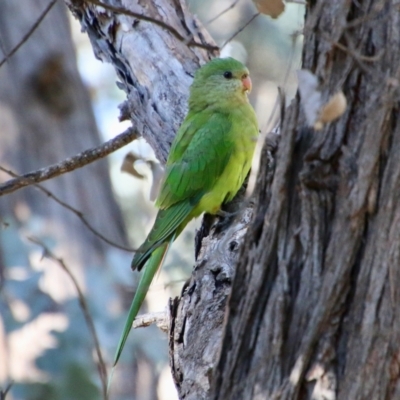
[111,57,258,375]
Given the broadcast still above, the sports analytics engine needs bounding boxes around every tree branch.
[83,0,219,51]
[0,165,134,252]
[0,382,13,400]
[132,311,169,332]
[206,0,241,24]
[220,13,260,49]
[0,127,138,196]
[0,0,57,68]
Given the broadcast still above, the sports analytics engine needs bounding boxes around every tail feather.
[110,198,201,392]
[108,237,173,393]
[113,240,171,367]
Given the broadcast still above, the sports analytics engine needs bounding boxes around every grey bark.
[169,134,279,399]
[212,1,400,399]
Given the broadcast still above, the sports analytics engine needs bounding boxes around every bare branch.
[336,32,384,62]
[0,0,57,68]
[0,127,138,197]
[28,237,108,400]
[0,166,134,252]
[344,2,389,29]
[206,0,241,24]
[84,0,219,51]
[0,382,13,400]
[132,310,169,333]
[220,13,260,49]
[315,30,383,74]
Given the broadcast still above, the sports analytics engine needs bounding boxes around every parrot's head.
[189,57,252,111]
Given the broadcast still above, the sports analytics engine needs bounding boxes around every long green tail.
[108,239,172,392]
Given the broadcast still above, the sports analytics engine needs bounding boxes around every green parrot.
[112,57,258,370]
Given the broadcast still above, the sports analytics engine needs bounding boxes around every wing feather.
[131,193,202,270]
[133,111,235,270]
[156,112,234,209]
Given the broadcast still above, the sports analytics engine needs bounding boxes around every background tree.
[0,1,161,399]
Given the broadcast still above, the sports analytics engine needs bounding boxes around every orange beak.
[242,75,252,92]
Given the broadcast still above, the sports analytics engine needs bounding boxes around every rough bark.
[169,134,279,400]
[211,1,400,399]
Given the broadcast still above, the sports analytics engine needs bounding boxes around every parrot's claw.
[216,209,238,219]
[214,209,238,232]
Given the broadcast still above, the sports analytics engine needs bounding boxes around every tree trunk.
[64,0,400,399]
[212,1,400,399]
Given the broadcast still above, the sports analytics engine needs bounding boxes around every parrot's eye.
[223,71,233,79]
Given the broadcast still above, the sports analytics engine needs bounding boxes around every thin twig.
[220,13,260,49]
[332,39,384,62]
[0,0,57,68]
[0,382,13,400]
[28,237,108,400]
[206,0,241,25]
[0,127,138,197]
[304,1,385,70]
[342,31,384,62]
[0,166,134,252]
[84,0,219,52]
[344,2,386,29]
[318,30,382,75]
[132,311,169,332]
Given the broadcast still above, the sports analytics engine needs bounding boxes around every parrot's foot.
[216,209,239,219]
[214,209,238,232]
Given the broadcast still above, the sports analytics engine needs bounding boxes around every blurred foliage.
[0,1,303,399]
[12,363,99,400]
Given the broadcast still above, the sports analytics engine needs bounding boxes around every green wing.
[131,197,201,270]
[132,112,234,271]
[156,111,234,209]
